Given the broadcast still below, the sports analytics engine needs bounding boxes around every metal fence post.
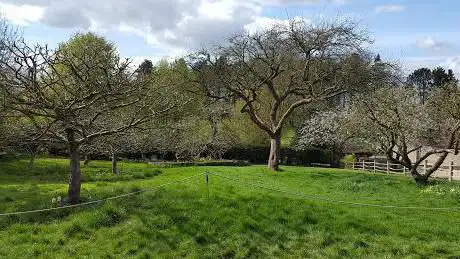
[449,161,454,182]
[205,171,209,199]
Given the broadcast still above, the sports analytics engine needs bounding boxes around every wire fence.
[348,160,460,181]
[207,172,460,211]
[0,173,204,217]
[4,169,460,218]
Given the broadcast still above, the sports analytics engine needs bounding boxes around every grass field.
[1,157,460,258]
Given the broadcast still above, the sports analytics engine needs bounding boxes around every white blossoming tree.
[296,109,372,163]
[354,86,460,185]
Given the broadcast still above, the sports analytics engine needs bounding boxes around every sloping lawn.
[1,158,460,258]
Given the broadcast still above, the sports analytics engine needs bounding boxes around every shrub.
[341,154,356,168]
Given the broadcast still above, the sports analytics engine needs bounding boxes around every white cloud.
[198,0,240,21]
[244,17,285,35]
[415,36,448,51]
[402,56,460,78]
[0,0,263,50]
[0,0,345,58]
[261,0,346,5]
[375,4,406,13]
[131,55,178,67]
[244,16,310,35]
[403,56,445,72]
[118,23,160,46]
[0,3,45,25]
[441,56,460,77]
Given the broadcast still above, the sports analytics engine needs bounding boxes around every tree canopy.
[0,32,180,203]
[189,19,374,170]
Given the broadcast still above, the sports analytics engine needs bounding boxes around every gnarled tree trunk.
[268,133,281,171]
[411,172,429,186]
[67,130,81,204]
[408,165,430,186]
[403,151,450,186]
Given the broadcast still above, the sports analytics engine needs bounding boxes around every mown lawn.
[1,157,460,258]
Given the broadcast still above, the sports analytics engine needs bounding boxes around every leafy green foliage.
[341,154,357,168]
[407,66,457,104]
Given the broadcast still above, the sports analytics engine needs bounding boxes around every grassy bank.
[1,158,460,258]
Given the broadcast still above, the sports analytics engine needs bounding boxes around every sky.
[1,0,459,76]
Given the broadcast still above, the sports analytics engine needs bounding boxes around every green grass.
[1,158,460,258]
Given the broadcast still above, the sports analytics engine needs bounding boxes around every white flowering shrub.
[297,110,346,149]
[296,108,374,155]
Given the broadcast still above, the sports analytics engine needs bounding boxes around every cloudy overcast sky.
[2,0,459,75]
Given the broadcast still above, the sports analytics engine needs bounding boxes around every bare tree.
[0,33,177,203]
[84,129,142,173]
[159,115,235,161]
[2,117,45,165]
[0,18,21,151]
[354,86,460,185]
[189,19,371,170]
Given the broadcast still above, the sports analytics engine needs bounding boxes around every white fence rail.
[349,160,460,181]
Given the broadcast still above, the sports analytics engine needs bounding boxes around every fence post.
[362,160,365,171]
[386,160,389,174]
[373,160,376,173]
[205,171,209,199]
[449,161,454,182]
[424,160,427,175]
[403,166,406,176]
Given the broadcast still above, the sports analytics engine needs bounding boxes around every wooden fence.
[349,160,460,181]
